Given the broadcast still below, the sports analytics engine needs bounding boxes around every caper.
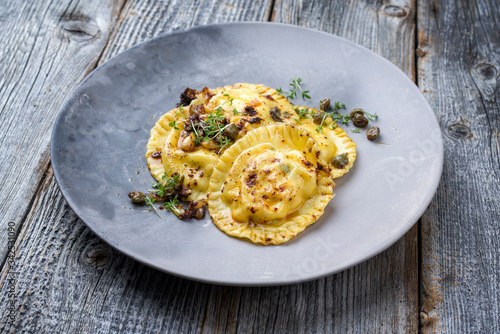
[151,148,162,159]
[366,126,380,141]
[350,108,365,119]
[183,122,193,132]
[194,207,205,220]
[270,107,282,122]
[320,98,330,111]
[174,175,184,188]
[332,153,349,169]
[312,111,326,124]
[128,191,146,204]
[352,113,368,127]
[223,123,239,141]
[162,186,176,197]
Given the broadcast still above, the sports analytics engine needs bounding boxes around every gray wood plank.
[417,0,500,332]
[0,0,421,333]
[0,0,126,265]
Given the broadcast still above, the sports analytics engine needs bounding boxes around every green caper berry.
[270,107,283,122]
[320,98,330,111]
[223,123,239,141]
[352,113,368,127]
[366,126,380,140]
[312,111,326,124]
[332,153,349,169]
[128,191,146,204]
[175,175,185,188]
[350,108,365,119]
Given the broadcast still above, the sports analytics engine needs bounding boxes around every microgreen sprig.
[315,113,328,133]
[332,101,346,112]
[175,105,187,118]
[189,108,234,152]
[215,94,234,109]
[164,197,185,217]
[144,196,161,218]
[277,78,311,100]
[168,120,179,130]
[294,107,312,119]
[150,170,181,199]
[164,197,179,211]
[361,110,378,120]
[223,94,234,106]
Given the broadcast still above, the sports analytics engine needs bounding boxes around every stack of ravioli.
[146,83,356,245]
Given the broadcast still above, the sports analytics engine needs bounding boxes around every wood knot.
[83,244,112,269]
[420,311,439,331]
[447,123,472,140]
[430,1,440,14]
[383,5,408,18]
[416,48,427,58]
[60,14,100,42]
[474,63,497,80]
[471,62,498,101]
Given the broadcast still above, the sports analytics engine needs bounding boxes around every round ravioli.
[146,83,298,201]
[284,107,357,178]
[207,124,335,245]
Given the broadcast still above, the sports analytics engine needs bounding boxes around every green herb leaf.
[168,120,179,130]
[277,78,310,100]
[315,113,328,133]
[294,107,311,119]
[362,110,378,120]
[175,105,187,118]
[222,93,234,106]
[145,196,161,218]
[164,197,179,211]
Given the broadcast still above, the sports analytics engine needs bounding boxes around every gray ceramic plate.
[51,22,443,286]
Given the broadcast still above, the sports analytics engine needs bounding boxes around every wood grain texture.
[0,0,425,333]
[99,0,274,62]
[0,0,126,265]
[417,0,500,332]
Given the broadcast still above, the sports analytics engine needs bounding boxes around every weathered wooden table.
[1,0,498,332]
